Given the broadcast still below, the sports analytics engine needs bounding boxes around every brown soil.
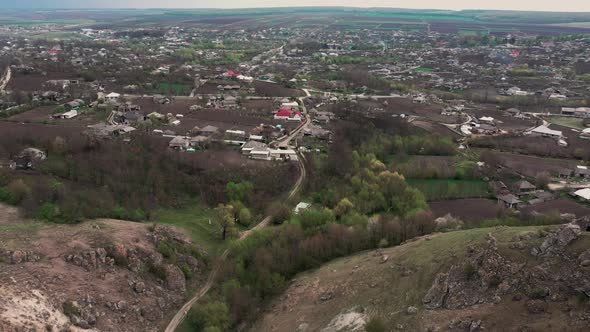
[0,206,200,332]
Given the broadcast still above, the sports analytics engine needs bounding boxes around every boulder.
[423,272,449,309]
[164,264,186,291]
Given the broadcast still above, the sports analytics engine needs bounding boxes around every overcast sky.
[3,0,590,12]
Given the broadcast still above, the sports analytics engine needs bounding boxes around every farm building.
[514,180,536,195]
[497,194,522,209]
[169,136,190,150]
[573,188,590,201]
[199,125,219,136]
[53,109,78,119]
[530,125,562,139]
[241,141,268,155]
[561,107,590,118]
[280,101,299,110]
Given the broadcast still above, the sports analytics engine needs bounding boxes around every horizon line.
[3,6,590,14]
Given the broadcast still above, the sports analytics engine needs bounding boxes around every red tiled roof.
[276,109,292,116]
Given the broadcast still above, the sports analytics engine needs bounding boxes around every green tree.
[334,197,354,218]
[190,301,230,331]
[216,204,237,240]
[225,181,254,203]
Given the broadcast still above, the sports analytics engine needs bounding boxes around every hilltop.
[252,224,590,331]
[0,204,205,332]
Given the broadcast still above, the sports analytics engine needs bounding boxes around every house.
[514,180,536,195]
[274,109,302,121]
[64,99,84,110]
[497,194,522,209]
[85,124,136,138]
[561,107,590,118]
[241,140,268,155]
[225,129,247,139]
[490,181,511,195]
[53,109,78,119]
[573,188,590,201]
[189,135,210,147]
[199,125,219,136]
[530,125,562,139]
[169,136,190,150]
[105,92,120,104]
[280,101,299,111]
[223,96,238,108]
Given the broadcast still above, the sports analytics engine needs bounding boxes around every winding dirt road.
[164,144,307,332]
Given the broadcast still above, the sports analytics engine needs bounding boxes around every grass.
[155,83,192,96]
[407,179,490,201]
[546,116,585,130]
[413,67,434,73]
[152,205,226,256]
[251,225,547,331]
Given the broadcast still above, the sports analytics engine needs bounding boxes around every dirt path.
[164,143,307,332]
[0,66,11,94]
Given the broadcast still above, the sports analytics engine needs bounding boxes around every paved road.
[164,132,307,332]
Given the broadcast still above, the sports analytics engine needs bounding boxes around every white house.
[105,92,120,104]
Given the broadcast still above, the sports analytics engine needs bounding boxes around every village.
[1,8,590,331]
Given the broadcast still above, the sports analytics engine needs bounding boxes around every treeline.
[0,134,295,223]
[188,209,436,330]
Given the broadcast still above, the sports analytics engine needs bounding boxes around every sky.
[2,0,590,12]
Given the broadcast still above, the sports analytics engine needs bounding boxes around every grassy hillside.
[252,225,590,332]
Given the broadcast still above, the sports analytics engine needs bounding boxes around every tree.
[269,202,291,224]
[535,172,551,190]
[238,207,252,227]
[216,204,237,240]
[334,197,354,219]
[225,181,253,203]
[189,301,230,331]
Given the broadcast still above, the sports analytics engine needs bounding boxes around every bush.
[464,263,478,280]
[270,202,291,224]
[365,317,386,332]
[180,263,194,279]
[38,202,59,221]
[6,179,30,205]
[0,187,12,203]
[157,241,176,260]
[189,301,230,331]
[62,301,80,317]
[238,207,252,226]
[148,262,167,280]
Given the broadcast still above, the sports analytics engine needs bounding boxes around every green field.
[546,116,585,130]
[155,83,192,96]
[407,179,490,201]
[152,205,225,255]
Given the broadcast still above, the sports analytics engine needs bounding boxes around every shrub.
[6,179,30,204]
[157,241,176,260]
[365,317,386,332]
[464,263,478,280]
[38,202,59,221]
[238,207,252,226]
[180,263,194,279]
[62,301,80,317]
[529,287,548,299]
[148,262,167,280]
